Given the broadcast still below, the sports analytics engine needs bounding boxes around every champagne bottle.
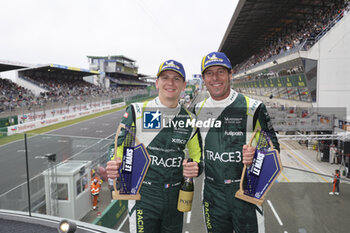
[177,158,194,212]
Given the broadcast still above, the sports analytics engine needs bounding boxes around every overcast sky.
[0,0,238,78]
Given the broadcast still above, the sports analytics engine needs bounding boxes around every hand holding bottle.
[178,158,194,212]
[182,158,199,178]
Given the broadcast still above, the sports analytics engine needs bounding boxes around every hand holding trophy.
[235,128,282,205]
[110,123,150,200]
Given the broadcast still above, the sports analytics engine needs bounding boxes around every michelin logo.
[224,131,243,136]
[143,110,161,129]
[163,61,180,70]
[205,54,223,65]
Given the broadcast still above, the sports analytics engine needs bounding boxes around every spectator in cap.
[194,51,279,233]
[106,59,203,233]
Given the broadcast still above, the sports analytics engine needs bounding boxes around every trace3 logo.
[143,110,161,129]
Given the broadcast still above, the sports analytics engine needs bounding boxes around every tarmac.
[80,181,115,223]
[279,140,350,182]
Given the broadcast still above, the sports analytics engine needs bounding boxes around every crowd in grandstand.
[28,75,108,103]
[0,76,149,114]
[0,78,35,113]
[233,1,350,74]
[237,64,305,83]
[109,76,147,85]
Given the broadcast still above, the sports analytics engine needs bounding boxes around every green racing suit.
[194,89,279,233]
[112,97,202,233]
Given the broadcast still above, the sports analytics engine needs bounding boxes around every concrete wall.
[17,76,48,96]
[304,13,350,118]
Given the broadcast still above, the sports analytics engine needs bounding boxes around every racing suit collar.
[155,96,180,109]
[154,96,182,119]
[208,89,238,107]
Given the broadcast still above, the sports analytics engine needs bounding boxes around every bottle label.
[177,190,194,212]
[184,177,193,183]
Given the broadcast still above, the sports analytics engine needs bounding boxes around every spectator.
[329,169,341,195]
[329,144,337,164]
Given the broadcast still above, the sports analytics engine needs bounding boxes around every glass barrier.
[1,133,349,233]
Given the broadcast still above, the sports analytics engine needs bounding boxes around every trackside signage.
[6,102,125,135]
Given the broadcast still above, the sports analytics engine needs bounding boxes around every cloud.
[0,0,238,78]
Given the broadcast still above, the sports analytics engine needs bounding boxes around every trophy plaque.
[235,128,282,205]
[112,123,150,200]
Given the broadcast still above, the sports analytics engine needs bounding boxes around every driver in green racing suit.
[106,59,203,233]
[195,52,280,233]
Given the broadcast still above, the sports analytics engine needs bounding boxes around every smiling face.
[202,65,232,101]
[156,70,186,105]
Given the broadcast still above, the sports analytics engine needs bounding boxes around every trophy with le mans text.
[112,123,150,200]
[235,128,282,205]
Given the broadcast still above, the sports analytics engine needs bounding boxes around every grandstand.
[0,77,34,113]
[219,0,350,180]
[0,59,33,114]
[0,57,156,134]
[0,63,108,119]
[0,59,31,72]
[16,64,101,95]
[220,0,350,117]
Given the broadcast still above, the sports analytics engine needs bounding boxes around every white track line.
[44,133,113,141]
[267,200,283,226]
[69,133,115,160]
[116,213,128,232]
